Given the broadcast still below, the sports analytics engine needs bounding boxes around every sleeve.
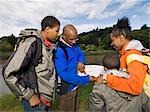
[3,39,37,100]
[88,85,105,112]
[76,46,86,64]
[54,48,89,85]
[106,57,147,95]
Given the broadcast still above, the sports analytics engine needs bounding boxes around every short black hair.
[41,16,60,31]
[103,54,120,70]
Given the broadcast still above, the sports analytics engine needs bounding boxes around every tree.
[140,24,148,30]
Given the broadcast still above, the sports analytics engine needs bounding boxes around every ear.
[120,35,125,41]
[45,26,50,31]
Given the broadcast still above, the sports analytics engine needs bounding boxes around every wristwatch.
[102,74,107,84]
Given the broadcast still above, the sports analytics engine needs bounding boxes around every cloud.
[0,0,149,37]
[119,0,138,10]
[0,0,112,37]
[141,2,150,15]
[75,23,114,34]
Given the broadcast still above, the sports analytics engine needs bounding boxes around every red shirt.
[42,36,51,48]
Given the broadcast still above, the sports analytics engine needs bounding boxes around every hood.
[19,28,41,38]
[125,39,145,51]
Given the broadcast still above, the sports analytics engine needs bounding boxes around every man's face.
[110,36,124,51]
[46,25,60,41]
[64,31,78,46]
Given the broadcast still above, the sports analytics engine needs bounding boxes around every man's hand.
[29,94,40,107]
[77,62,85,73]
[95,75,103,84]
[89,76,97,82]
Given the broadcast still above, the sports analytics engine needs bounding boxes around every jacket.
[3,29,56,101]
[88,84,150,112]
[106,40,148,95]
[54,37,90,92]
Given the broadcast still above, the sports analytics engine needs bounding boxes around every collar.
[60,36,72,47]
[125,39,144,51]
[120,39,145,55]
[42,36,51,48]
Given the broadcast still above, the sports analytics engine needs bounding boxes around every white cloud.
[119,0,138,10]
[75,23,114,34]
[0,0,148,37]
[88,0,112,19]
[0,0,113,37]
[142,3,150,15]
[132,15,138,21]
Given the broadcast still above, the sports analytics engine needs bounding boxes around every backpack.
[2,29,42,96]
[126,51,150,97]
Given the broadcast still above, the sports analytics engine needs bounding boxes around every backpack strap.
[55,41,70,95]
[126,54,150,67]
[32,36,42,66]
[126,54,150,97]
[58,41,68,61]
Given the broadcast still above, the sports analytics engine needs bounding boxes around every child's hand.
[89,76,97,82]
[95,75,103,84]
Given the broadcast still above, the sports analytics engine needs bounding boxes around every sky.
[0,0,150,37]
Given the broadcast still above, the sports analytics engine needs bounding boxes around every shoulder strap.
[126,54,150,72]
[126,54,150,65]
[32,36,42,66]
[55,41,70,95]
[58,42,68,61]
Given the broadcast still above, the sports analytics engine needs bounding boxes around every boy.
[3,16,60,112]
[88,54,149,112]
[102,54,130,79]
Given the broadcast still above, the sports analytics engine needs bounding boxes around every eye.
[56,30,59,32]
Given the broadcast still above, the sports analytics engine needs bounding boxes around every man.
[3,16,60,112]
[53,24,96,112]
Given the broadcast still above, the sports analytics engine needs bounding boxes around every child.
[102,54,130,79]
[88,54,150,112]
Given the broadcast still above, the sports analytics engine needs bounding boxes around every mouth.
[112,45,118,50]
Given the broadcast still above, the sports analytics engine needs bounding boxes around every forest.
[0,24,149,53]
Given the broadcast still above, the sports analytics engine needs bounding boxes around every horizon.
[0,0,150,37]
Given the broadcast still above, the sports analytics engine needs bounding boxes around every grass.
[0,94,23,112]
[0,83,94,112]
[0,52,12,60]
[76,83,93,112]
[84,50,117,56]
